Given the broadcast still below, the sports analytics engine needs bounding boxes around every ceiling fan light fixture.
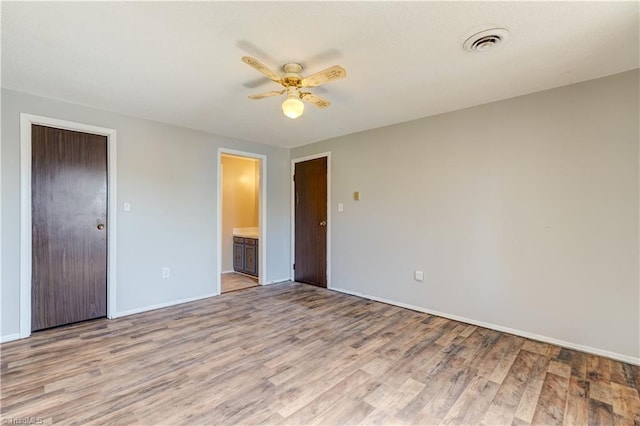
[242,56,346,118]
[282,95,304,119]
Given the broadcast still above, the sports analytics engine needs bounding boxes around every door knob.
[320,220,327,227]
[97,223,105,230]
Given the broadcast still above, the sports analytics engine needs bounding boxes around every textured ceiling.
[2,2,638,148]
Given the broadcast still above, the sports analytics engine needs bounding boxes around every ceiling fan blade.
[300,92,331,108]
[301,65,346,88]
[248,89,285,100]
[242,56,282,83]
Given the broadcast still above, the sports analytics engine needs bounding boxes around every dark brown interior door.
[294,157,327,287]
[31,124,108,331]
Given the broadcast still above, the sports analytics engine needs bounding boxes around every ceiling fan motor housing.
[282,63,304,87]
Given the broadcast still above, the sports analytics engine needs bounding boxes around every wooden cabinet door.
[244,240,258,276]
[233,239,245,273]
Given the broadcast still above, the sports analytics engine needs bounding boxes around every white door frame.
[290,152,331,288]
[216,148,267,294]
[19,113,118,338]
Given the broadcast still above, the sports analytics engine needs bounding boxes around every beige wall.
[221,155,259,272]
[291,70,639,361]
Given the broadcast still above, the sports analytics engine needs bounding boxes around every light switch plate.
[414,271,424,282]
[338,203,344,212]
[123,202,131,211]
[353,191,360,201]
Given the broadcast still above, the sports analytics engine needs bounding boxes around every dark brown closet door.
[31,124,108,331]
[294,157,328,288]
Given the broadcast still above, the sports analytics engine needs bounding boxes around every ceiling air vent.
[463,28,509,52]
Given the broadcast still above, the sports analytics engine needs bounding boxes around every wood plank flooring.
[1,282,639,425]
[221,272,258,293]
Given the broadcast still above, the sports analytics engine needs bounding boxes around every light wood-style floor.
[1,282,639,425]
[221,272,258,293]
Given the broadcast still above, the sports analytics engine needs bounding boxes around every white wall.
[1,88,291,339]
[291,70,640,362]
[3,71,638,361]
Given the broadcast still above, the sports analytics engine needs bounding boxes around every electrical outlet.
[162,267,170,278]
[414,270,424,282]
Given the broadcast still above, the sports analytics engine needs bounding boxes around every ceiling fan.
[242,56,347,119]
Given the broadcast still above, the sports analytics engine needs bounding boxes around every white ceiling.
[2,2,638,148]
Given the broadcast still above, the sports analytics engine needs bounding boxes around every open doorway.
[218,149,266,294]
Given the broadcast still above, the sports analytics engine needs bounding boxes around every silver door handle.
[320,221,327,227]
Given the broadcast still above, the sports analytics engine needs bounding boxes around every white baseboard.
[221,270,235,274]
[330,286,640,366]
[0,333,20,344]
[114,293,218,318]
[263,278,291,285]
